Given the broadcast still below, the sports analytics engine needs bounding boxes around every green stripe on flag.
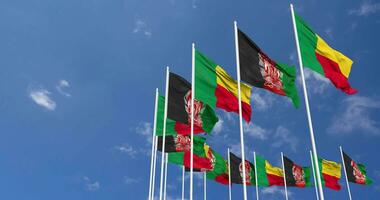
[256,154,269,186]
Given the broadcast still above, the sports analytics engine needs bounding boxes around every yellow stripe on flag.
[215,66,251,105]
[265,160,284,177]
[315,35,353,78]
[321,159,341,178]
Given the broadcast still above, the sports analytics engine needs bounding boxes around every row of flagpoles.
[146,4,366,200]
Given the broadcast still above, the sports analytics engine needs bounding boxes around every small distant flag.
[167,143,214,171]
[256,154,284,186]
[294,13,357,94]
[205,147,230,185]
[237,29,300,108]
[195,50,252,122]
[157,135,205,153]
[319,158,342,190]
[229,152,256,185]
[342,151,372,185]
[283,156,311,187]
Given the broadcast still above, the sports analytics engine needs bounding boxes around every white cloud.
[325,28,333,39]
[114,143,138,158]
[300,68,330,94]
[124,177,141,184]
[349,1,380,16]
[136,122,153,143]
[133,19,152,37]
[251,91,275,111]
[261,187,292,198]
[328,96,380,135]
[56,79,71,97]
[244,123,269,140]
[212,119,223,134]
[29,88,56,111]
[271,126,298,152]
[83,176,100,191]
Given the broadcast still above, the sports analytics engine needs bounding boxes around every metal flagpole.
[253,152,259,200]
[190,43,195,200]
[310,150,320,200]
[233,20,248,200]
[149,89,159,200]
[151,136,158,200]
[159,67,170,200]
[340,146,353,200]
[164,153,168,200]
[204,172,207,200]
[182,166,185,200]
[281,152,289,200]
[290,4,325,200]
[228,148,232,200]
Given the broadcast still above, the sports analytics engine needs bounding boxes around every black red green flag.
[237,29,300,108]
[229,152,255,185]
[167,73,219,134]
[157,135,205,153]
[283,156,311,187]
[342,151,372,185]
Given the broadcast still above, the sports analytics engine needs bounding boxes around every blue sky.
[0,0,379,199]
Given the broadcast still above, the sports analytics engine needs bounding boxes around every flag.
[294,13,357,94]
[195,50,252,122]
[229,152,255,185]
[283,156,311,187]
[342,151,372,185]
[318,158,342,190]
[256,154,284,186]
[165,72,219,135]
[157,135,205,153]
[205,146,230,185]
[167,143,214,171]
[237,29,300,108]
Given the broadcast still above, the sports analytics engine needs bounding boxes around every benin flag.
[319,158,342,190]
[157,135,205,153]
[256,154,284,186]
[167,73,219,135]
[229,152,256,185]
[237,29,300,108]
[205,146,229,185]
[195,50,252,122]
[294,13,357,94]
[283,156,311,187]
[342,151,372,185]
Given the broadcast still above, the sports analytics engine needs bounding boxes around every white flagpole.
[233,20,248,200]
[190,43,195,200]
[182,166,185,200]
[340,146,353,200]
[151,136,158,200]
[164,153,168,200]
[228,148,232,200]
[159,67,170,200]
[290,4,325,200]
[281,152,289,200]
[253,151,259,200]
[204,172,207,200]
[149,88,159,200]
[310,150,320,200]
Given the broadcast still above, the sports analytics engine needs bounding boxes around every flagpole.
[149,88,159,200]
[190,42,195,200]
[159,67,170,200]
[204,172,207,200]
[182,166,185,200]
[310,150,320,200]
[290,4,325,200]
[339,146,353,200]
[281,152,289,200]
[164,153,168,200]
[151,136,158,200]
[233,20,248,200]
[253,151,259,200]
[227,148,232,200]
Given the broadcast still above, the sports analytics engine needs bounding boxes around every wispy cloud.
[325,28,333,39]
[244,123,269,140]
[300,68,330,94]
[56,79,71,97]
[271,126,298,152]
[124,176,141,184]
[328,96,380,135]
[261,187,292,198]
[192,0,198,8]
[349,1,380,16]
[83,176,100,191]
[136,122,153,143]
[29,88,56,111]
[251,91,275,111]
[212,119,224,134]
[114,143,138,158]
[133,19,152,37]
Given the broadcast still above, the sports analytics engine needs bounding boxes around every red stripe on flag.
[322,173,341,190]
[174,122,204,136]
[267,174,285,186]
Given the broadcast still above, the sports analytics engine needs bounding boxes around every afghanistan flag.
[318,158,342,190]
[165,73,219,135]
[237,29,300,108]
[294,13,357,94]
[283,156,311,187]
[342,151,372,185]
[168,143,214,171]
[229,152,255,185]
[205,146,230,185]
[256,154,284,186]
[195,50,252,122]
[157,135,205,153]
